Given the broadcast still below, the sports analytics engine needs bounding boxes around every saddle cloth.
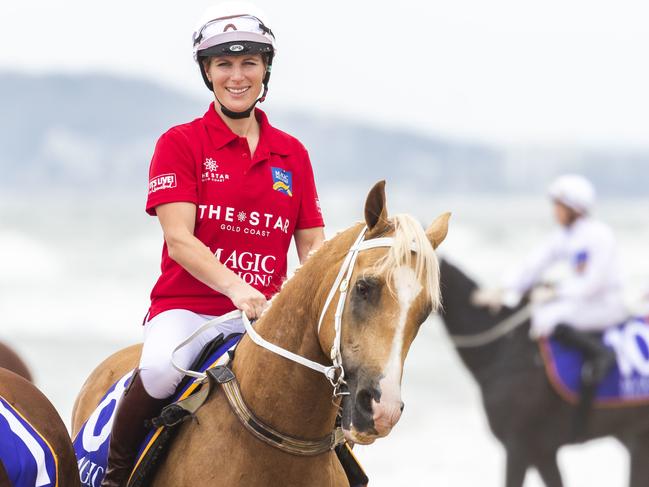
[73,334,242,487]
[540,317,649,407]
[0,395,59,487]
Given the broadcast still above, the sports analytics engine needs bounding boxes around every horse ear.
[364,180,389,235]
[426,212,451,249]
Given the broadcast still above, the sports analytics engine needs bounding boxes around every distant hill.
[1,71,647,196]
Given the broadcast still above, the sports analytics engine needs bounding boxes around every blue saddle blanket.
[73,334,241,487]
[0,395,58,487]
[542,318,649,406]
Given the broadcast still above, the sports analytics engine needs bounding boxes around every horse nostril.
[356,388,374,415]
[400,401,405,413]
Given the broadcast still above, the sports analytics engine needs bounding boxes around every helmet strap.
[214,95,259,119]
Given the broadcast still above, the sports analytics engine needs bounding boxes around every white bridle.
[246,225,406,394]
[173,225,414,395]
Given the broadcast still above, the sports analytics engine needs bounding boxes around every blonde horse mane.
[372,214,441,311]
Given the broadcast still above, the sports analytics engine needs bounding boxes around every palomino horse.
[72,181,450,486]
[0,368,79,487]
[439,259,649,487]
[0,341,32,382]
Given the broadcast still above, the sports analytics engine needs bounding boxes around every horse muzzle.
[341,370,404,444]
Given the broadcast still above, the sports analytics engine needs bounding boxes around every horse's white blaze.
[373,266,422,434]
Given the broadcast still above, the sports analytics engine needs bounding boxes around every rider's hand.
[530,285,556,306]
[225,281,268,320]
[471,287,504,314]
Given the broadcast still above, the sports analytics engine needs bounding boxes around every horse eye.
[355,280,370,299]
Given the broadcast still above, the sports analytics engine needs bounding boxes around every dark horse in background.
[0,341,32,382]
[439,259,649,487]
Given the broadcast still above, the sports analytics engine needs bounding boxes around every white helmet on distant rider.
[192,2,276,119]
[548,174,596,215]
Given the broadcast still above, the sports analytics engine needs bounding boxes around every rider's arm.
[293,148,325,265]
[156,202,267,318]
[294,227,325,264]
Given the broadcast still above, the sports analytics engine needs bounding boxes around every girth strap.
[207,366,345,456]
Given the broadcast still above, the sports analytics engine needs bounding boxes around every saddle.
[73,334,368,487]
[540,317,649,408]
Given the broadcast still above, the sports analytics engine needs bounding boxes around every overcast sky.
[2,0,648,148]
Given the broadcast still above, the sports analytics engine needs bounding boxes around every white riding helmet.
[547,174,596,214]
[192,2,276,118]
[192,3,275,62]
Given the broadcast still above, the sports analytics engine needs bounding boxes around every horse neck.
[443,306,508,381]
[441,286,536,383]
[439,266,511,379]
[229,230,357,439]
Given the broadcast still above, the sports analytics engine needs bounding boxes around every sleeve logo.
[271,167,293,197]
[148,173,177,194]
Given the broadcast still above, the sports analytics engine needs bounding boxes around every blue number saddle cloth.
[540,317,649,407]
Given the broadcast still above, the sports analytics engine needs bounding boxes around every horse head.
[317,181,449,445]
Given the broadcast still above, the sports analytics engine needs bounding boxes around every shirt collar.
[202,103,238,150]
[202,103,291,157]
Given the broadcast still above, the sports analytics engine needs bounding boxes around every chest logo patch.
[202,157,230,183]
[573,249,589,273]
[271,167,293,197]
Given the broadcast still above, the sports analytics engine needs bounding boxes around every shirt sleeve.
[145,128,198,216]
[295,149,325,229]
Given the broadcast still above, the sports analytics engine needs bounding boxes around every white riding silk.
[504,216,627,337]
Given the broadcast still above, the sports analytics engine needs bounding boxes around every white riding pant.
[139,309,244,399]
[531,293,628,338]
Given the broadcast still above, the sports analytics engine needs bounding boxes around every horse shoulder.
[71,344,142,435]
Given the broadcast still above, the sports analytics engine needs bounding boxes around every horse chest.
[149,393,347,487]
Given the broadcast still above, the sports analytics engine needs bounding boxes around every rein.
[449,304,532,348]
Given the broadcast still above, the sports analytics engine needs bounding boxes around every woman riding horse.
[440,259,649,487]
[473,174,626,394]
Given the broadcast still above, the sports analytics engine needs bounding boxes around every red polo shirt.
[145,103,324,319]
